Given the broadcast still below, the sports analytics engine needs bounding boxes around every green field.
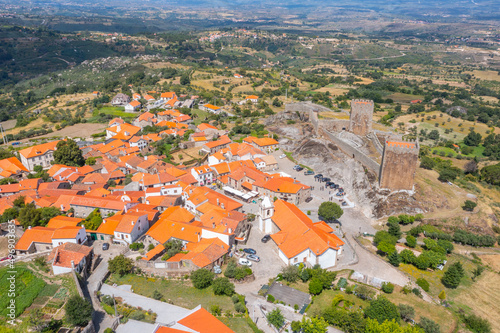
[93,106,136,120]
[0,267,46,317]
[108,274,235,313]
[190,108,212,126]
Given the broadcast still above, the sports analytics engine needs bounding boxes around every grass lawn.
[386,287,457,333]
[93,106,136,120]
[220,317,260,333]
[108,274,235,313]
[190,108,212,125]
[398,254,476,299]
[307,289,370,317]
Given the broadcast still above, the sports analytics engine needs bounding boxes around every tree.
[388,221,402,239]
[418,317,441,333]
[481,163,500,186]
[266,308,285,329]
[291,320,301,333]
[381,282,394,294]
[388,251,401,267]
[281,265,300,283]
[416,278,430,292]
[400,249,417,264]
[438,290,446,300]
[438,168,458,182]
[365,318,423,332]
[190,269,214,289]
[398,304,415,322]
[152,290,162,300]
[464,131,482,147]
[65,295,92,326]
[224,260,237,278]
[406,235,417,248]
[53,139,85,167]
[464,160,478,174]
[377,241,396,255]
[309,277,324,295]
[83,209,103,230]
[18,203,41,228]
[162,239,183,260]
[463,314,491,333]
[299,317,328,333]
[364,297,400,324]
[212,277,235,296]
[180,72,191,85]
[442,262,464,288]
[108,255,133,276]
[318,201,343,221]
[420,156,435,170]
[462,200,477,212]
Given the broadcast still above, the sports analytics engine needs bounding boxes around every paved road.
[84,241,126,333]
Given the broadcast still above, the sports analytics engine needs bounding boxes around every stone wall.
[379,143,419,190]
[321,129,381,178]
[349,99,373,136]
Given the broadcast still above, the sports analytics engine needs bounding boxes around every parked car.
[279,154,286,159]
[305,197,313,203]
[328,184,336,189]
[243,248,256,255]
[342,201,348,206]
[325,181,334,186]
[239,258,252,266]
[304,170,314,175]
[321,177,331,182]
[293,165,301,170]
[102,243,109,251]
[314,174,323,179]
[296,166,304,171]
[247,254,260,262]
[261,235,271,243]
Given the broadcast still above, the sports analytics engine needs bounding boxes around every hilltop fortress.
[284,101,419,191]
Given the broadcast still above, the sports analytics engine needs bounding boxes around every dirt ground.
[0,237,8,257]
[20,123,107,142]
[454,271,500,333]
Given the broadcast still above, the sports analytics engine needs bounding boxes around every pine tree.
[442,262,464,288]
[388,251,401,267]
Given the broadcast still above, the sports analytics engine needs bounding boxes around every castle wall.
[379,145,419,190]
[321,119,350,132]
[321,128,381,178]
[349,100,373,136]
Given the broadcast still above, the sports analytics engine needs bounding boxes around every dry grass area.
[475,95,499,103]
[318,111,349,120]
[396,111,500,141]
[6,117,47,135]
[467,70,500,81]
[143,62,190,70]
[387,92,425,103]
[171,146,203,164]
[479,254,500,272]
[387,288,457,333]
[20,123,107,141]
[355,76,374,85]
[313,86,349,96]
[454,271,500,333]
[431,79,467,88]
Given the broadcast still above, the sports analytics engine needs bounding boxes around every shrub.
[381,282,394,294]
[438,290,446,300]
[419,317,441,333]
[416,278,430,292]
[101,295,114,306]
[388,251,401,267]
[210,305,221,316]
[406,235,417,248]
[231,295,240,304]
[412,288,423,298]
[267,294,275,302]
[234,302,246,313]
[364,297,400,324]
[463,200,477,211]
[65,296,92,327]
[266,308,285,329]
[463,314,491,333]
[129,310,145,321]
[355,285,376,300]
[190,269,214,289]
[148,244,155,251]
[309,278,324,295]
[152,290,162,300]
[281,265,300,283]
[108,255,133,276]
[398,304,415,322]
[129,242,144,251]
[212,277,235,296]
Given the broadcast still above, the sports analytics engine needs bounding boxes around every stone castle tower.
[379,137,419,191]
[349,99,374,136]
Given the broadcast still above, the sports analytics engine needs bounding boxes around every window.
[294,257,298,263]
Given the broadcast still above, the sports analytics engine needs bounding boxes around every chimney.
[71,260,75,269]
[216,198,219,206]
[228,228,232,234]
[212,223,215,229]
[124,205,128,213]
[60,204,64,211]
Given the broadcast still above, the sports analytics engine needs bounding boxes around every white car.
[279,154,286,159]
[238,258,252,267]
